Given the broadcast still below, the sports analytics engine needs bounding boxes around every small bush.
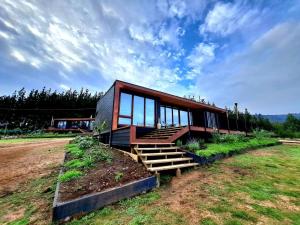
[91,147,113,163]
[186,138,200,152]
[58,170,83,182]
[114,171,124,182]
[212,132,247,143]
[78,138,95,149]
[253,129,272,139]
[176,139,182,147]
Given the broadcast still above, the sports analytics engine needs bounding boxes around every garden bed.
[184,138,280,165]
[53,137,155,221]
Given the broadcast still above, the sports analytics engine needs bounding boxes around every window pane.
[119,92,132,116]
[118,117,131,125]
[160,106,165,126]
[173,109,179,127]
[133,96,144,126]
[145,98,154,126]
[166,107,172,126]
[189,112,193,125]
[180,111,188,126]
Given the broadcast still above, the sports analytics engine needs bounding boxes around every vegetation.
[59,136,113,183]
[114,172,124,182]
[273,114,300,138]
[65,145,300,225]
[0,88,103,133]
[1,142,299,224]
[185,138,206,152]
[58,170,83,182]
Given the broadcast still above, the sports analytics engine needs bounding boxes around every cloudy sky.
[0,0,300,114]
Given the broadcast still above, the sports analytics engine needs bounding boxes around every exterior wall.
[95,84,115,133]
[111,127,131,146]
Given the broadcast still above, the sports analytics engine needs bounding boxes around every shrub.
[212,132,247,143]
[114,171,124,182]
[253,129,272,139]
[198,139,207,149]
[186,138,200,152]
[78,137,95,149]
[176,139,182,147]
[91,147,113,163]
[58,170,83,182]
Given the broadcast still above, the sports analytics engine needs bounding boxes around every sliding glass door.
[160,106,191,127]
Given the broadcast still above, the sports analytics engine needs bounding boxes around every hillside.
[262,113,300,123]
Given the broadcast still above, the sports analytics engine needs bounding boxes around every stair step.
[139,152,185,157]
[135,146,180,150]
[147,163,199,172]
[144,157,192,164]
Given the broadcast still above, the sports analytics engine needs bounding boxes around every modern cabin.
[96,80,245,147]
[47,117,95,133]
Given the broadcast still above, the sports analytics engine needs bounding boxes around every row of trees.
[273,114,300,138]
[0,88,103,132]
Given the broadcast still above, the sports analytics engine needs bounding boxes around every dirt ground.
[0,138,70,196]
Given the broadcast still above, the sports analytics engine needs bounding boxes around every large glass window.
[119,117,131,125]
[133,96,144,126]
[180,110,188,126]
[119,93,132,116]
[206,112,217,128]
[166,107,172,126]
[145,98,155,126]
[173,109,179,127]
[160,106,166,126]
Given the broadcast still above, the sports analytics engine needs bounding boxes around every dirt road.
[0,138,70,195]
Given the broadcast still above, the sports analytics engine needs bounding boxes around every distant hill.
[262,113,300,123]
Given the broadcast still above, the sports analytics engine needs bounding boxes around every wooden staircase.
[133,143,198,173]
[138,127,183,140]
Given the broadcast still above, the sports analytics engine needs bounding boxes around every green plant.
[91,147,113,162]
[176,139,182,147]
[94,120,108,134]
[114,172,124,182]
[253,129,272,139]
[186,138,200,152]
[58,170,83,182]
[64,157,93,169]
[66,145,84,158]
[198,138,206,149]
[78,137,95,149]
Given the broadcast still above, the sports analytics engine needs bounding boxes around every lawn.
[0,137,72,144]
[1,144,299,224]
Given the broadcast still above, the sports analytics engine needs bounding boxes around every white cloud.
[11,50,26,62]
[194,21,300,114]
[59,84,70,90]
[186,43,217,79]
[200,1,258,36]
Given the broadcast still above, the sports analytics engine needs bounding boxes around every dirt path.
[0,138,70,195]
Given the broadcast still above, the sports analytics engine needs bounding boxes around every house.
[95,80,246,174]
[47,117,95,133]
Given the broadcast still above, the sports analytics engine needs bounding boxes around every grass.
[1,143,299,224]
[0,138,61,144]
[58,170,83,182]
[196,138,279,158]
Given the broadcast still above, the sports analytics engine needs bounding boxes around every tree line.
[0,88,103,132]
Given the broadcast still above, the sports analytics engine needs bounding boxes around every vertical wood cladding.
[95,84,115,132]
[111,127,130,146]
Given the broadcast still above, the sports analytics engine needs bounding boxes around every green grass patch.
[200,218,218,225]
[64,158,93,169]
[231,210,257,222]
[252,204,284,221]
[58,170,83,182]
[196,138,279,158]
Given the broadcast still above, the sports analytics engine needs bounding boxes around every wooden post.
[176,168,181,177]
[225,106,230,134]
[155,172,160,188]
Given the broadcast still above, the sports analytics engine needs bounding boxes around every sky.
[0,0,300,114]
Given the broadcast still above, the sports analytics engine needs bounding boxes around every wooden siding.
[111,127,131,146]
[95,84,115,132]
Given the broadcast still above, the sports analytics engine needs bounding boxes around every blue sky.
[0,0,300,114]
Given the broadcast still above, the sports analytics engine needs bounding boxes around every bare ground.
[0,138,70,196]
